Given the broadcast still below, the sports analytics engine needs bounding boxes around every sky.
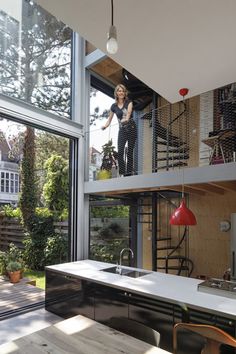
[0,119,24,137]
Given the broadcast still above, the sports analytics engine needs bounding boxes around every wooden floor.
[0,276,45,320]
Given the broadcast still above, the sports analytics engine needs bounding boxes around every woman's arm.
[101,111,114,130]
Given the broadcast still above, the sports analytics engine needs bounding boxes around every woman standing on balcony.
[102,84,137,176]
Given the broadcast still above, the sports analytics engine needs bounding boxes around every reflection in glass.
[0,0,72,119]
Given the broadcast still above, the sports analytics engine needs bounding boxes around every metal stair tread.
[156,246,178,251]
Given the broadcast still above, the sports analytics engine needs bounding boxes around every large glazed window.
[89,197,135,266]
[0,118,71,266]
[0,0,72,118]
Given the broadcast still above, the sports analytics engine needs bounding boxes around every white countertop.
[46,260,236,320]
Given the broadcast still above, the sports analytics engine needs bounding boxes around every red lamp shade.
[179,88,189,97]
[169,199,197,226]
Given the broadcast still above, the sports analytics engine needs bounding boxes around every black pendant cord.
[111,0,114,26]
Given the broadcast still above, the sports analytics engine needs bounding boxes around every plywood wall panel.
[189,191,236,278]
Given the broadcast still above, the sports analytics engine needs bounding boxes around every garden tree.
[90,106,110,126]
[43,154,69,212]
[5,130,25,163]
[35,131,69,171]
[1,0,72,116]
[1,0,72,220]
[19,127,37,229]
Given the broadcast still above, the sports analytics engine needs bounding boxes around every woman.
[102,84,137,176]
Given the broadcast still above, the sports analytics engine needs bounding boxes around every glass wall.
[89,88,117,180]
[0,118,71,266]
[0,0,72,118]
[89,198,132,265]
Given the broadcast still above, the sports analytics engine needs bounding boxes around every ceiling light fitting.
[106,0,118,54]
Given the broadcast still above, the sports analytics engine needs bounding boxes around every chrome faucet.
[116,248,134,274]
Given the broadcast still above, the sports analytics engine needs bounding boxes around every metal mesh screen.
[140,100,197,173]
[88,85,236,180]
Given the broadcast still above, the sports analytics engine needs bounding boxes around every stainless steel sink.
[124,270,150,278]
[100,266,150,278]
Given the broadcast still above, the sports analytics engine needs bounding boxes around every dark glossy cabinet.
[94,284,128,325]
[46,269,236,353]
[45,270,94,319]
[128,292,178,351]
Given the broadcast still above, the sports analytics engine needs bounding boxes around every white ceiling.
[36,0,236,103]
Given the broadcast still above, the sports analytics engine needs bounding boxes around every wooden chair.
[173,322,236,354]
[109,317,160,347]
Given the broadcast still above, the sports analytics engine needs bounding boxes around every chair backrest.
[109,317,160,347]
[173,322,236,354]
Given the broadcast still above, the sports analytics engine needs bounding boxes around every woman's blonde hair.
[114,84,128,103]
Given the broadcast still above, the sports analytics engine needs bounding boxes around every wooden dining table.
[0,314,172,354]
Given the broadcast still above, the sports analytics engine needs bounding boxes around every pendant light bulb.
[106,25,118,54]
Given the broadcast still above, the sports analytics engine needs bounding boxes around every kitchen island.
[45,260,236,353]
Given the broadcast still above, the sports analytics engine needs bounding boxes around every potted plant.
[97,139,118,180]
[6,261,22,283]
[8,243,25,278]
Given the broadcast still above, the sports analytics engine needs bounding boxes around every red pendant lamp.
[169,88,197,226]
[170,198,196,225]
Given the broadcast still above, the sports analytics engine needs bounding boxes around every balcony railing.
[88,90,236,181]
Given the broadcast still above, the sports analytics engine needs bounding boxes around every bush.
[35,207,53,218]
[0,243,24,275]
[23,215,55,270]
[0,205,21,218]
[91,205,129,218]
[99,222,124,239]
[0,251,7,275]
[43,155,69,212]
[44,234,68,265]
[90,239,128,263]
[23,215,68,270]
[6,261,22,272]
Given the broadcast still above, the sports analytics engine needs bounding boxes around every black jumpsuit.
[111,99,137,176]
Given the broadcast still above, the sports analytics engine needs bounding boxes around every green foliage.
[100,139,118,172]
[44,234,68,266]
[1,205,21,218]
[90,106,109,126]
[35,207,54,218]
[24,269,45,289]
[97,170,111,180]
[43,154,69,212]
[19,127,37,230]
[0,251,7,275]
[8,243,23,264]
[22,215,55,270]
[59,208,69,221]
[1,1,72,117]
[35,132,69,172]
[22,215,68,270]
[0,243,24,275]
[6,261,22,272]
[99,222,124,239]
[91,205,129,218]
[90,239,128,263]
